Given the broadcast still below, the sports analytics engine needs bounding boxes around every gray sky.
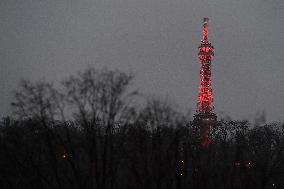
[1,0,284,122]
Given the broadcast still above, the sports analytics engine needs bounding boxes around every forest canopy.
[0,67,283,189]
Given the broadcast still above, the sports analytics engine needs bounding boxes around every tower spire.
[202,17,209,42]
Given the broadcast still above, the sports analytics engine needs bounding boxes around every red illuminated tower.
[193,18,217,147]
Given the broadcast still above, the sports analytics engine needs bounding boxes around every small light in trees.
[234,162,241,166]
[245,161,252,168]
[62,154,67,159]
[180,173,183,176]
[181,160,184,163]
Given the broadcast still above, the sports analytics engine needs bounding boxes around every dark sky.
[1,0,284,122]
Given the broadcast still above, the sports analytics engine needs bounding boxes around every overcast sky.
[0,0,284,122]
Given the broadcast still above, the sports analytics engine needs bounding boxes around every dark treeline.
[0,68,283,189]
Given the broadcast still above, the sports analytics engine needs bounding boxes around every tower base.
[192,112,217,147]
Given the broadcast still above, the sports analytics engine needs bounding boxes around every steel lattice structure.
[193,18,217,148]
[197,18,214,113]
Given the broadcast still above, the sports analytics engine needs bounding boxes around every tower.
[193,18,217,147]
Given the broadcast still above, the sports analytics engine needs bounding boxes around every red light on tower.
[197,17,214,113]
[192,18,217,148]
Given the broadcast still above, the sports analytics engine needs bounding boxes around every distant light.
[235,162,241,166]
[180,173,183,176]
[62,154,67,159]
[245,161,252,167]
[181,160,184,163]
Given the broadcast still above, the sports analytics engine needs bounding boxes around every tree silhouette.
[0,67,283,189]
